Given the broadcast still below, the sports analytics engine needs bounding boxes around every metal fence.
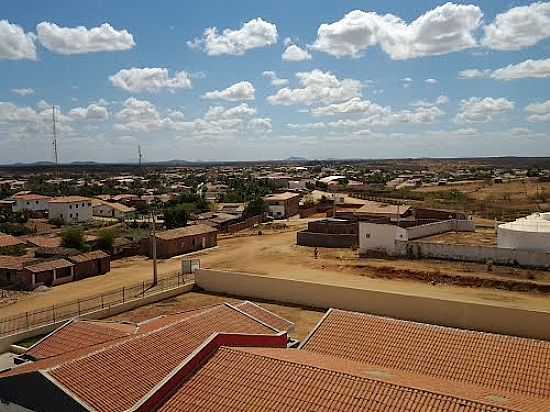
[0,271,194,337]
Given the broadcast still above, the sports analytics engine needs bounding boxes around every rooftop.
[155,224,218,240]
[264,192,301,201]
[0,234,25,248]
[300,309,550,399]
[23,258,74,273]
[156,347,543,412]
[48,196,92,204]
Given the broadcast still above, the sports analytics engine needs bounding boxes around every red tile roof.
[67,250,110,263]
[155,224,218,240]
[1,304,281,412]
[300,309,550,399]
[157,347,545,412]
[0,234,25,248]
[23,258,73,273]
[24,320,137,360]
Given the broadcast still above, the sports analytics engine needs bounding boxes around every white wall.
[359,222,407,255]
[48,201,93,223]
[267,204,286,219]
[13,199,49,213]
[497,226,550,252]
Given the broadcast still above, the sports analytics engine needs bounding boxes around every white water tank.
[497,212,550,252]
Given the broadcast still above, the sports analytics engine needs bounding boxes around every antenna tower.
[52,105,59,176]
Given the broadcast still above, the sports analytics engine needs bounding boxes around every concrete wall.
[48,202,92,223]
[297,231,357,248]
[397,240,550,269]
[406,219,474,240]
[196,269,550,340]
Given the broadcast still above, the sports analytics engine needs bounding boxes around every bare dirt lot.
[421,227,497,246]
[107,291,323,340]
[3,225,550,319]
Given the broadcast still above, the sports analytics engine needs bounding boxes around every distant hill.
[286,156,308,161]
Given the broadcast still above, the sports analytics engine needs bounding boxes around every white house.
[12,194,51,213]
[93,200,135,219]
[359,222,408,256]
[48,196,93,223]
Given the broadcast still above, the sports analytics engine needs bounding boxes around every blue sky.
[1,1,550,163]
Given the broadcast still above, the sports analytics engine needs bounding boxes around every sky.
[1,0,550,163]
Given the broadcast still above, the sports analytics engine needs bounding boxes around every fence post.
[101,294,104,309]
[142,281,145,298]
[122,287,125,303]
[25,311,29,329]
[77,300,81,316]
[52,305,55,324]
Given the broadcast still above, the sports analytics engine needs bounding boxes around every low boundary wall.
[196,269,550,341]
[0,283,194,353]
[397,240,550,269]
[296,231,357,248]
[406,219,475,240]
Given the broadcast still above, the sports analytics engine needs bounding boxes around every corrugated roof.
[157,347,544,412]
[155,224,218,240]
[301,309,550,399]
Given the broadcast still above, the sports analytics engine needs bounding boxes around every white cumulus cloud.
[36,22,135,54]
[267,69,362,106]
[525,100,550,122]
[202,81,255,101]
[282,44,312,62]
[459,58,550,81]
[262,71,288,87]
[310,3,482,59]
[12,88,35,96]
[109,67,192,93]
[188,18,277,56]
[482,2,550,51]
[69,103,109,121]
[455,97,514,123]
[0,20,36,60]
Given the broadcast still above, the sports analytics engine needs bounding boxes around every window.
[365,233,371,239]
[69,213,73,218]
[69,205,72,209]
[26,201,30,205]
[76,204,79,208]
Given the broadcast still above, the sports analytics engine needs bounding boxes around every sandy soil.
[3,228,550,318]
[107,291,323,340]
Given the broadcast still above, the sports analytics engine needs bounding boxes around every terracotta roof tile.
[0,304,278,412]
[301,309,550,399]
[155,224,218,240]
[67,250,110,263]
[158,347,544,412]
[25,320,136,360]
[0,234,25,248]
[23,258,73,272]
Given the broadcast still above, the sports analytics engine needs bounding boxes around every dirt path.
[3,229,550,318]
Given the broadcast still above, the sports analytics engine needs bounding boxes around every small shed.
[19,259,74,289]
[147,224,218,259]
[68,250,111,280]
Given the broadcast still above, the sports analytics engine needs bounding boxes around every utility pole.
[138,145,143,168]
[151,208,158,287]
[52,105,59,177]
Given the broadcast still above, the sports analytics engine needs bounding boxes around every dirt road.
[3,228,550,318]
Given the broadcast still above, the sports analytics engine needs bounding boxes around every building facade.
[48,196,93,223]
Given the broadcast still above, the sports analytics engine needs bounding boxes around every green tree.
[97,229,114,252]
[244,197,267,218]
[164,204,189,229]
[61,226,86,250]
